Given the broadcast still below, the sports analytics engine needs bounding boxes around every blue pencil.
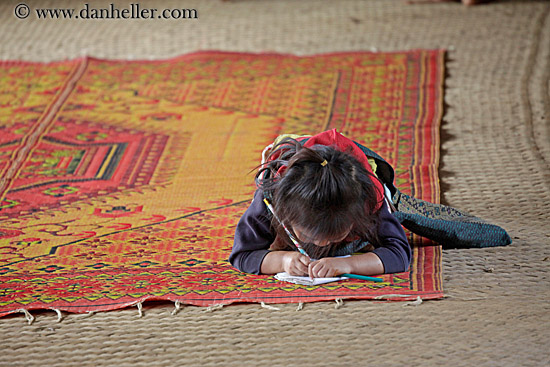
[340,273,384,282]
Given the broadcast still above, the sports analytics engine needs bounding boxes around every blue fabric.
[352,141,512,248]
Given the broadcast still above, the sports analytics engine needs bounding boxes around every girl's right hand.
[282,252,311,276]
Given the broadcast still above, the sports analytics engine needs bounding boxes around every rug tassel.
[204,304,224,313]
[53,308,63,322]
[77,311,96,320]
[374,294,411,300]
[171,300,182,316]
[18,309,34,325]
[136,302,143,317]
[260,302,280,311]
[334,298,344,309]
[295,302,304,311]
[404,296,423,307]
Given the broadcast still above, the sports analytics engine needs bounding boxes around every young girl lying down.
[229,129,410,279]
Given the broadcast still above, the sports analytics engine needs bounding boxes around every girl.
[229,129,411,278]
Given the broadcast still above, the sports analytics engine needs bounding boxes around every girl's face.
[292,225,351,247]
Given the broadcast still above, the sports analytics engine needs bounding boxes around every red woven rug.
[0,51,444,316]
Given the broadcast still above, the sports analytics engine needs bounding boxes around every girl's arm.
[308,252,384,278]
[370,200,412,273]
[229,190,275,274]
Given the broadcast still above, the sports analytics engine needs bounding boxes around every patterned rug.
[0,50,444,316]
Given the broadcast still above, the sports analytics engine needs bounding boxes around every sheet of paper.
[274,272,348,286]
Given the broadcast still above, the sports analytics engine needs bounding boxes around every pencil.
[263,198,311,259]
[340,273,384,282]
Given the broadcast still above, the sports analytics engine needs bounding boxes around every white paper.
[274,272,347,286]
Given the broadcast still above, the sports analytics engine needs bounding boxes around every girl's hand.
[282,252,311,276]
[308,257,352,278]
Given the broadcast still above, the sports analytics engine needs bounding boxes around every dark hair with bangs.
[256,137,384,259]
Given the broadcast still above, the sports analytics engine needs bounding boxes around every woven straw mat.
[0,1,548,366]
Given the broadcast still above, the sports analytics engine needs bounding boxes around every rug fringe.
[295,302,304,311]
[404,296,423,307]
[373,294,412,300]
[18,309,34,325]
[260,302,280,311]
[204,304,224,313]
[52,308,63,322]
[77,311,96,319]
[171,300,182,316]
[334,298,344,309]
[136,302,143,317]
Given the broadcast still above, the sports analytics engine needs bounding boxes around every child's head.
[257,138,383,256]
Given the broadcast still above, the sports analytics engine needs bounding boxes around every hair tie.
[320,160,328,167]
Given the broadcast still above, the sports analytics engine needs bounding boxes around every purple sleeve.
[229,190,275,274]
[372,201,412,273]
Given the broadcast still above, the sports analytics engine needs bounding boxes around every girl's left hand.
[308,257,352,278]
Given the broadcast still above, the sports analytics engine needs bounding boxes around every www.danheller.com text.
[18,3,199,20]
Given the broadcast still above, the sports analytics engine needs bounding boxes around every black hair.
[256,137,383,258]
